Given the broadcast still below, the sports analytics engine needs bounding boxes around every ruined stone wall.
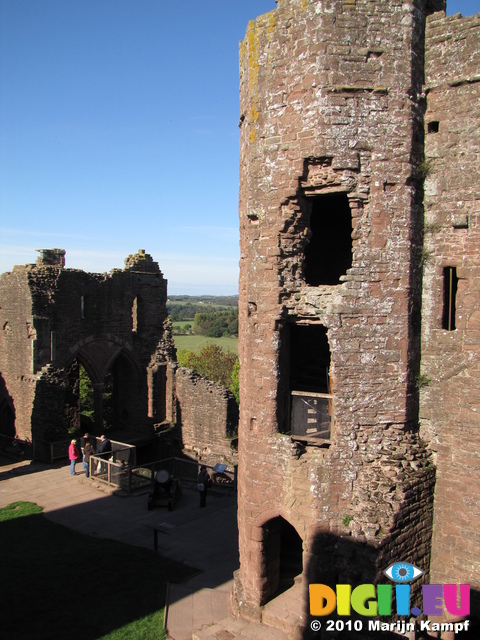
[0,266,38,438]
[237,0,442,623]
[0,250,174,442]
[175,367,238,467]
[421,11,480,596]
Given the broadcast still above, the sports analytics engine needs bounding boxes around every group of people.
[68,433,112,477]
[70,436,215,507]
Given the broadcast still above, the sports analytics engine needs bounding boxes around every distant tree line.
[168,303,213,321]
[168,294,238,306]
[167,295,238,322]
[193,309,238,338]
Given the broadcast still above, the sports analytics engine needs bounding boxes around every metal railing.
[89,456,237,494]
[32,438,70,464]
[0,433,33,459]
[30,437,136,466]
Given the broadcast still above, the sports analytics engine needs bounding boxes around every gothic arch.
[258,513,304,604]
[64,338,144,433]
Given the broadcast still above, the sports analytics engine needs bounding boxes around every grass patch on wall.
[0,501,197,640]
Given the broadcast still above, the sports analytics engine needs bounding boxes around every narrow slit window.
[50,331,56,361]
[442,267,458,331]
[80,296,85,319]
[132,297,138,333]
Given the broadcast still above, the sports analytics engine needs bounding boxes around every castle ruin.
[0,248,239,468]
[0,249,176,450]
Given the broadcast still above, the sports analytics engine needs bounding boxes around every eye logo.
[384,562,424,583]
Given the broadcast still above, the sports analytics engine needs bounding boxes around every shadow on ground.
[0,459,238,640]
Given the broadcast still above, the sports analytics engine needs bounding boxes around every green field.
[173,333,238,355]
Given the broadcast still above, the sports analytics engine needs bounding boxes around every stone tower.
[236,0,479,632]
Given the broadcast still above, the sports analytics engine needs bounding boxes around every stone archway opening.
[262,516,303,603]
[78,356,140,433]
[78,362,95,432]
[107,351,141,432]
[68,345,143,436]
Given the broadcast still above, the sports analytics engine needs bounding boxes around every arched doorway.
[262,516,303,603]
[0,375,15,439]
[0,400,15,439]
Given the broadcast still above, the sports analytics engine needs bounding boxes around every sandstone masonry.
[236,0,479,634]
[175,367,239,467]
[0,250,176,447]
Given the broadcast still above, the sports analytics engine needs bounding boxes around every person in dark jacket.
[83,439,95,478]
[197,466,210,508]
[98,434,112,454]
[97,434,112,474]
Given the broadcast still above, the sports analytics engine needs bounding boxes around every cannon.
[147,469,181,511]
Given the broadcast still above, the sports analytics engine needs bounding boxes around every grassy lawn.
[0,501,197,640]
[174,333,238,355]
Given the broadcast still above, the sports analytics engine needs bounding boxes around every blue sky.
[1,0,478,294]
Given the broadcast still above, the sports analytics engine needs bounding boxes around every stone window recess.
[303,192,353,286]
[278,323,333,442]
[33,318,51,372]
[428,121,439,133]
[442,266,458,331]
[132,297,138,333]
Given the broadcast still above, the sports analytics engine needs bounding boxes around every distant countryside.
[168,295,238,355]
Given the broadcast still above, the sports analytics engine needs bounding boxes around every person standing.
[68,439,81,475]
[98,434,112,455]
[97,434,112,474]
[197,466,210,508]
[82,438,95,478]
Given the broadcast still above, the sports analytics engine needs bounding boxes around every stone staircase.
[192,582,305,640]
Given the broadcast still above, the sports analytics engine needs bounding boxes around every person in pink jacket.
[68,439,80,475]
